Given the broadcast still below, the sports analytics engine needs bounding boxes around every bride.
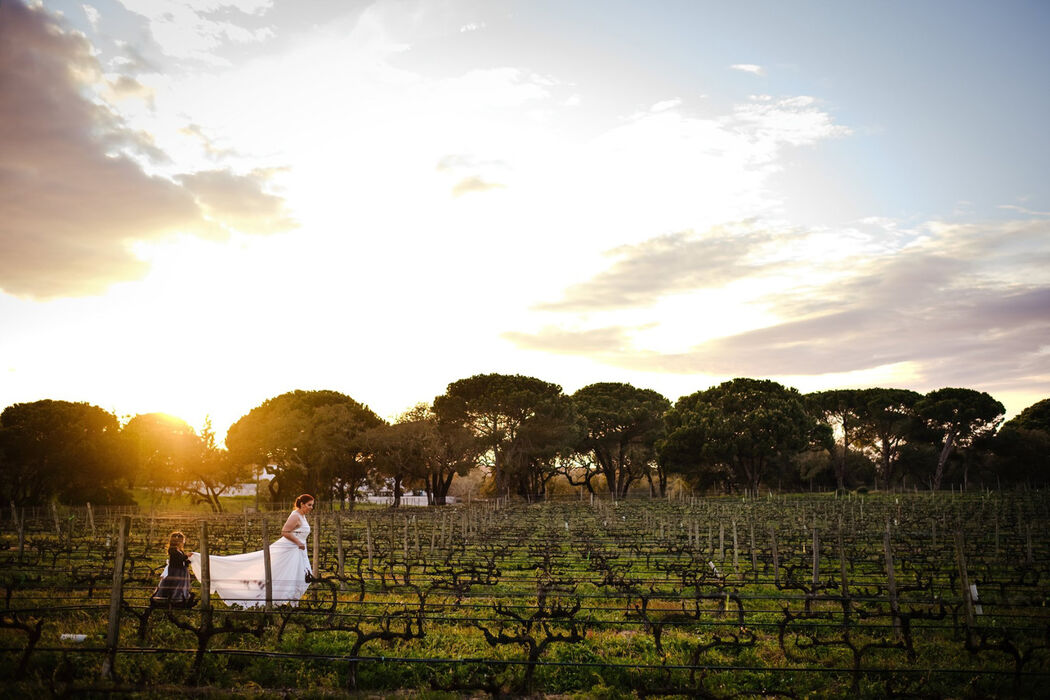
[189,494,315,608]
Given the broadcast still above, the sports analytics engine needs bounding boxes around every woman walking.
[190,494,315,608]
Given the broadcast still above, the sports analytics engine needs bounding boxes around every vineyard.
[2,492,1049,697]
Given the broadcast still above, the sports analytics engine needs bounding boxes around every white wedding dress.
[187,511,313,608]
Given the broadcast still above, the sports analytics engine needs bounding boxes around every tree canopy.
[852,388,923,488]
[993,398,1050,485]
[661,378,827,493]
[567,382,670,498]
[0,400,132,505]
[806,389,866,491]
[225,390,382,503]
[1,382,1045,505]
[1004,398,1050,434]
[123,414,248,512]
[915,388,1004,491]
[433,374,581,498]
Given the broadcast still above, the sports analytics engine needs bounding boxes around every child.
[150,531,197,608]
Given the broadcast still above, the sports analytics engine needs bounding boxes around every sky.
[1,0,1048,440]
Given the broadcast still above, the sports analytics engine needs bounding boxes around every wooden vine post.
[732,519,739,574]
[261,516,273,610]
[883,519,901,639]
[100,515,130,681]
[199,521,212,612]
[837,526,850,619]
[954,530,975,644]
[12,502,25,561]
[749,521,758,575]
[366,519,374,574]
[86,502,96,538]
[312,511,320,577]
[770,527,780,586]
[51,501,61,537]
[812,527,820,588]
[335,512,346,591]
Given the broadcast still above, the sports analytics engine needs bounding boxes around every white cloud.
[730,63,765,76]
[998,204,1050,217]
[730,95,852,149]
[82,4,100,30]
[114,0,276,63]
[650,98,681,112]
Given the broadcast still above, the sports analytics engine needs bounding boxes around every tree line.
[1,374,1047,508]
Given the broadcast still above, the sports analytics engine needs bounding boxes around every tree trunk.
[431,470,456,506]
[932,431,955,491]
[879,437,894,488]
[837,422,849,492]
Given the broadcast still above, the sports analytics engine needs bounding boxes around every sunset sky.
[2,0,1048,439]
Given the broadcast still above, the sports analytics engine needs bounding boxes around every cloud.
[0,1,293,299]
[106,74,155,106]
[552,94,850,236]
[998,204,1050,217]
[511,217,1050,392]
[115,0,276,64]
[83,4,102,30]
[625,284,1050,383]
[438,153,510,197]
[730,64,765,76]
[731,96,851,148]
[179,123,238,159]
[451,176,506,197]
[177,169,297,233]
[502,326,632,354]
[651,99,682,112]
[537,223,775,311]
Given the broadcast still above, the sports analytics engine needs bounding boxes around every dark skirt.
[150,549,196,608]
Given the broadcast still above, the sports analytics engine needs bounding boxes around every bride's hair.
[167,531,185,550]
[295,494,314,509]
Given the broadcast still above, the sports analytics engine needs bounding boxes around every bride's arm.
[281,512,306,549]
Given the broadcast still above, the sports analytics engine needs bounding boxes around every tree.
[225,390,383,504]
[853,388,922,489]
[432,374,581,499]
[360,417,426,508]
[1004,398,1050,434]
[992,398,1050,487]
[187,419,252,512]
[408,404,482,505]
[123,414,255,511]
[565,383,670,498]
[123,413,202,498]
[0,400,132,505]
[806,389,864,491]
[362,403,483,507]
[915,388,1004,491]
[660,378,823,494]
